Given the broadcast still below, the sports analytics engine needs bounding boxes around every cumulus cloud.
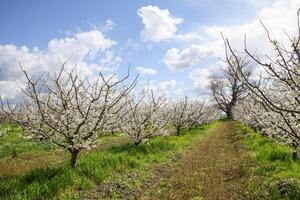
[158,80,188,98]
[142,79,183,97]
[164,45,212,71]
[188,67,214,95]
[162,0,300,72]
[88,19,116,33]
[137,5,183,42]
[0,30,120,98]
[137,5,204,43]
[188,0,300,90]
[48,30,116,62]
[201,0,300,58]
[159,80,176,91]
[173,32,204,42]
[165,0,299,97]
[136,66,157,75]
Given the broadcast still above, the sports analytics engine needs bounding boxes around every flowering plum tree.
[1,62,138,168]
[120,88,169,145]
[169,97,189,135]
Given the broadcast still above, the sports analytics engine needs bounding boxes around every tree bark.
[70,149,79,169]
[292,144,298,161]
[176,126,181,135]
[226,108,233,120]
[292,150,298,161]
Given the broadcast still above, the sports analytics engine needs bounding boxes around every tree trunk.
[70,149,79,169]
[292,150,298,161]
[253,126,257,132]
[226,108,233,120]
[111,129,115,135]
[292,144,298,161]
[176,126,181,135]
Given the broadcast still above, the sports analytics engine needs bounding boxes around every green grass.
[0,123,214,200]
[235,122,300,200]
[0,124,56,160]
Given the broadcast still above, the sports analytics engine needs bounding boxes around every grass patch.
[0,124,56,160]
[235,122,300,200]
[0,123,213,200]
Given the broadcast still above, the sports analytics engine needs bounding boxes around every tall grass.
[0,124,213,200]
[235,122,300,200]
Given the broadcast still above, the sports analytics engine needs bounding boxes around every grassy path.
[141,121,253,200]
[84,121,254,200]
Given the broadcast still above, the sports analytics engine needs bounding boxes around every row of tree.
[211,9,300,160]
[0,62,219,168]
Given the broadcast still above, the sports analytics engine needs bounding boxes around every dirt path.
[143,121,253,200]
[84,121,254,200]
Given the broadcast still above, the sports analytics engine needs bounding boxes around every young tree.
[120,88,168,145]
[185,101,205,130]
[169,98,220,135]
[0,101,15,137]
[1,62,138,168]
[201,104,221,124]
[169,97,189,135]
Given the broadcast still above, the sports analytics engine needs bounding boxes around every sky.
[0,0,299,100]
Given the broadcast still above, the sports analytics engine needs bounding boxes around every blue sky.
[0,0,266,46]
[0,0,298,99]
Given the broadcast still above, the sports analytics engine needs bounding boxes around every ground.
[83,122,255,200]
[147,122,253,200]
[1,121,300,199]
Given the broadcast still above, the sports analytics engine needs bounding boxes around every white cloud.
[137,5,204,43]
[88,19,116,33]
[173,32,204,42]
[201,0,300,58]
[124,38,140,51]
[142,79,182,98]
[0,30,120,98]
[99,50,122,72]
[0,80,24,99]
[158,80,188,98]
[170,0,300,97]
[164,45,212,71]
[189,0,300,87]
[48,30,116,62]
[188,67,214,95]
[137,5,183,42]
[103,19,116,32]
[136,66,157,75]
[159,80,176,91]
[188,61,226,96]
